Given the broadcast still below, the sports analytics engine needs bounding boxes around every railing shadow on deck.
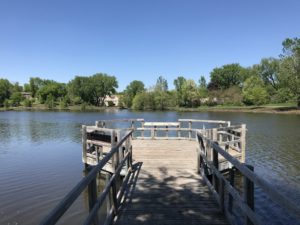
[113,164,228,225]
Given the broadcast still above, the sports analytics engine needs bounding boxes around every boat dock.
[39,119,300,225]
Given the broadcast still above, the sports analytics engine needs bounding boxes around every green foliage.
[181,79,199,107]
[23,99,32,107]
[37,81,67,103]
[80,102,87,111]
[45,94,55,109]
[280,37,300,107]
[155,76,168,92]
[123,80,145,107]
[10,92,24,106]
[4,99,10,109]
[258,58,281,90]
[242,76,269,105]
[68,73,118,106]
[208,64,245,90]
[0,79,12,106]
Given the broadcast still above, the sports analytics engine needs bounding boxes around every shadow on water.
[114,162,228,225]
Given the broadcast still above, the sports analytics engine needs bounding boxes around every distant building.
[104,95,119,107]
[21,92,32,99]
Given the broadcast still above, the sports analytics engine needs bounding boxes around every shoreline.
[1,104,300,115]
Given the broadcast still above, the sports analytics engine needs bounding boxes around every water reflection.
[0,111,299,225]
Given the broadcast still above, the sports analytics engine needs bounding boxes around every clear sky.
[1,0,300,91]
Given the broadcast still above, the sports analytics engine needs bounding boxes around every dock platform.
[115,140,229,225]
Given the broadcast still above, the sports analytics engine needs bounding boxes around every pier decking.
[39,118,300,225]
[115,139,229,225]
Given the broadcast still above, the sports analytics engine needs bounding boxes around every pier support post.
[241,124,246,162]
[244,164,254,225]
[82,125,88,167]
[188,121,192,140]
[228,168,235,214]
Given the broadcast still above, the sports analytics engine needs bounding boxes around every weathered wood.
[197,132,300,223]
[82,125,87,166]
[244,164,254,225]
[241,124,246,162]
[114,140,229,225]
[39,130,133,225]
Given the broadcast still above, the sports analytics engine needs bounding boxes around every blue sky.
[1,0,300,91]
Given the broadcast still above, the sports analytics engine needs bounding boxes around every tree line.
[0,37,299,110]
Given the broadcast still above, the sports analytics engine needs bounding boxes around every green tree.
[10,92,24,106]
[29,77,46,97]
[242,76,269,105]
[182,79,199,107]
[155,76,168,92]
[37,81,67,103]
[174,76,186,106]
[208,64,245,90]
[279,37,300,107]
[258,58,281,90]
[123,80,145,107]
[68,73,118,106]
[0,79,12,106]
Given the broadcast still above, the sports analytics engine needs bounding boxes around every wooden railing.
[39,129,134,225]
[95,118,232,140]
[196,130,300,225]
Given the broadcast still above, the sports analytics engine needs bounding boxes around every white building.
[104,95,119,107]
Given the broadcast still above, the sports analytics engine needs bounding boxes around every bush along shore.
[1,37,300,112]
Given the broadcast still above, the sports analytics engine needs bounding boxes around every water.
[0,110,299,225]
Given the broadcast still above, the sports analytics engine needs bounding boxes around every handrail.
[39,129,134,225]
[197,131,300,222]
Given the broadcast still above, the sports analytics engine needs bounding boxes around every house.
[21,92,32,99]
[104,95,119,107]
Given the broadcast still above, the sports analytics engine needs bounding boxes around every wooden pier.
[115,139,229,225]
[39,119,300,225]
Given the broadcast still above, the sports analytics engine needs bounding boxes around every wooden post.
[106,173,112,216]
[213,147,219,193]
[88,177,98,225]
[228,168,235,214]
[244,164,254,225]
[241,124,246,162]
[82,125,88,168]
[154,126,157,139]
[177,124,181,138]
[166,126,168,139]
[141,121,144,139]
[131,121,135,139]
[188,121,192,140]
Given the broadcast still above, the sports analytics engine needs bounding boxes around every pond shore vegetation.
[1,37,300,112]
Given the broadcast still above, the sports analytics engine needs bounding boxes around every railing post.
[154,126,157,139]
[82,125,88,168]
[141,121,144,139]
[177,123,181,138]
[244,164,254,225]
[212,147,219,193]
[88,177,98,225]
[188,121,192,140]
[228,168,235,214]
[241,124,246,162]
[166,126,168,139]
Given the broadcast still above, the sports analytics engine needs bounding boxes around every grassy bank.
[173,102,300,114]
[1,102,299,114]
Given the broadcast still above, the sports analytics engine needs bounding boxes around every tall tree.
[68,73,118,106]
[155,76,168,92]
[0,79,12,106]
[208,64,245,90]
[173,76,186,106]
[242,76,269,105]
[258,58,281,90]
[279,37,300,107]
[123,80,145,107]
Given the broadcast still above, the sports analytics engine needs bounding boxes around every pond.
[0,110,299,225]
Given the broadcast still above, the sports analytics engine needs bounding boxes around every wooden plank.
[143,122,180,127]
[114,140,230,225]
